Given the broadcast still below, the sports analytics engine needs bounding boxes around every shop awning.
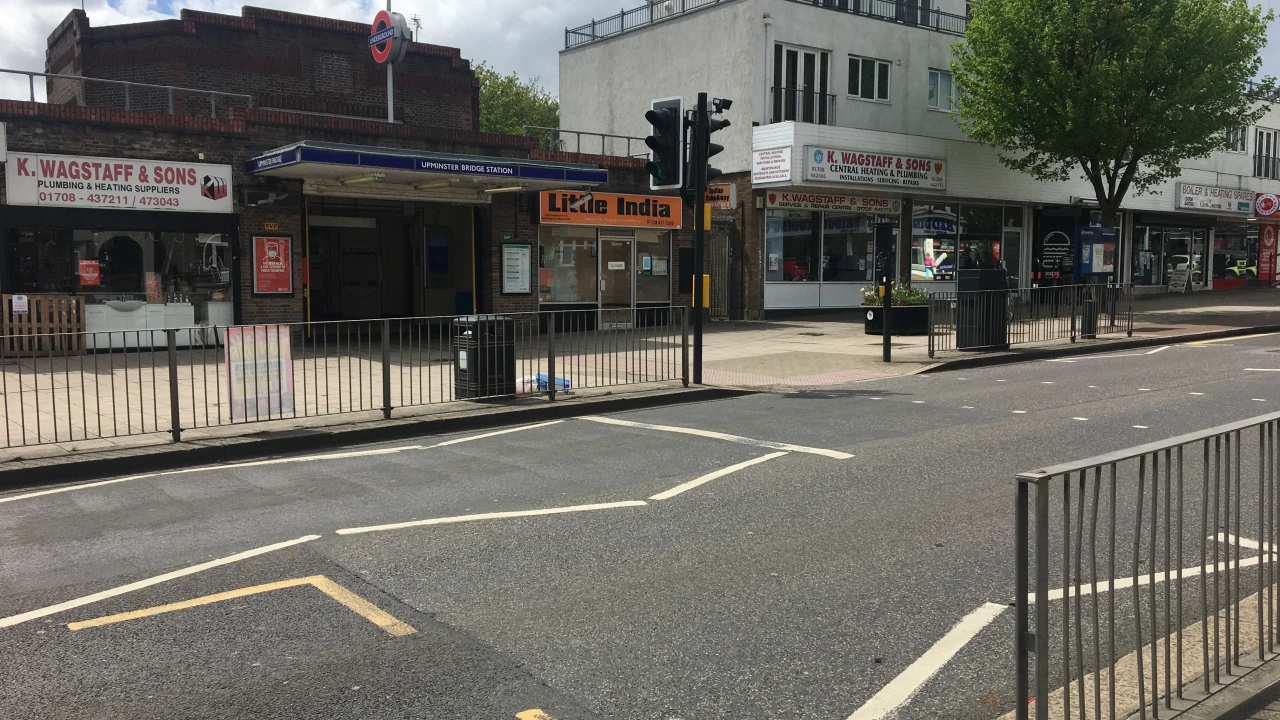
[245,141,609,203]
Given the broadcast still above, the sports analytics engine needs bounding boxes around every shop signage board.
[1169,267,1191,293]
[766,190,901,214]
[804,146,945,190]
[5,153,233,213]
[78,260,100,286]
[502,244,532,294]
[369,9,410,65]
[252,236,293,295]
[706,183,737,210]
[1175,183,1252,214]
[1261,224,1278,282]
[225,325,295,422]
[1256,193,1280,218]
[751,147,792,184]
[11,295,27,315]
[539,191,682,229]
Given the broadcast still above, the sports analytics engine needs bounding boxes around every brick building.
[1,7,691,344]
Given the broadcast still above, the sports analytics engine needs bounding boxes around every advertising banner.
[766,190,901,214]
[539,191,682,229]
[804,146,945,190]
[225,325,295,422]
[751,147,792,184]
[5,153,233,213]
[1261,224,1278,282]
[252,236,293,295]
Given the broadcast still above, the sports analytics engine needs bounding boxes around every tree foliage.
[952,0,1272,224]
[475,61,559,136]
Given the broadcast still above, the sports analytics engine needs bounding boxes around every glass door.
[599,237,634,328]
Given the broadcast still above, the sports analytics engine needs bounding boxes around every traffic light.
[704,115,731,182]
[644,97,684,190]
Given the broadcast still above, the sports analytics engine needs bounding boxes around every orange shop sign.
[539,191,682,229]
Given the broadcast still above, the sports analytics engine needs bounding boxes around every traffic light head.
[644,97,684,190]
[704,112,731,183]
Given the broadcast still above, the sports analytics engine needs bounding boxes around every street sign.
[369,10,410,65]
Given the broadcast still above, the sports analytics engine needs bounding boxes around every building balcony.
[769,86,837,125]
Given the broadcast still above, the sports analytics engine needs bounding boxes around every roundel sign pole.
[369,5,410,122]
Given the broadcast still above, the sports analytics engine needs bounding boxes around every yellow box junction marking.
[516,711,557,720]
[67,575,416,637]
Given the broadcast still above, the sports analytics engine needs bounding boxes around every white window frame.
[928,69,958,112]
[847,55,891,103]
[1224,126,1247,153]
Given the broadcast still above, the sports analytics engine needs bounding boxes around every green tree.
[475,61,559,136]
[952,0,1272,225]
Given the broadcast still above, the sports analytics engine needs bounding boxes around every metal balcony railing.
[0,68,253,118]
[522,126,649,158]
[1255,154,1280,180]
[565,0,969,49]
[769,87,837,126]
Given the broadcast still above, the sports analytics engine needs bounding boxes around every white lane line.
[1146,346,1171,355]
[1246,368,1280,372]
[1050,353,1145,362]
[1041,381,1055,385]
[1012,410,1027,414]
[912,401,925,404]
[580,416,854,460]
[1190,392,1205,396]
[431,420,564,447]
[1088,385,1098,389]
[1139,388,1152,392]
[162,446,425,474]
[335,500,647,536]
[1215,533,1273,552]
[846,602,1007,720]
[997,380,1007,382]
[1073,417,1088,421]
[1134,425,1150,429]
[0,473,158,505]
[0,535,320,629]
[1031,552,1272,603]
[961,406,975,410]
[1255,399,1269,402]
[870,397,883,400]
[649,452,789,501]
[1189,332,1278,346]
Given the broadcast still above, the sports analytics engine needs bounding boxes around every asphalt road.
[2,332,1279,720]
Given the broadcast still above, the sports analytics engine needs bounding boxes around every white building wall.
[559,0,759,172]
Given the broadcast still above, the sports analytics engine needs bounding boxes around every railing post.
[167,329,182,443]
[591,18,596,39]
[168,88,174,115]
[928,295,935,359]
[547,318,557,402]
[124,84,130,111]
[210,93,217,118]
[28,73,34,102]
[77,78,84,106]
[1015,478,1030,719]
[1127,284,1134,337]
[1070,284,1078,342]
[381,319,392,419]
[681,306,690,387]
[1033,477,1051,720]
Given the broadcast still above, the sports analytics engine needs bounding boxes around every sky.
[2,0,1280,101]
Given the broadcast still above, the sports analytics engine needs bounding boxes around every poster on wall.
[751,147,792,184]
[502,244,531,294]
[225,325,295,422]
[78,260,100,286]
[1261,224,1278,282]
[4,152,234,213]
[253,236,293,295]
[1075,226,1118,276]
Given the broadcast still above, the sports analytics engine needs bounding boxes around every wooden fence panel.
[1,295,85,355]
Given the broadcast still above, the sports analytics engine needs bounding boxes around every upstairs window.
[928,69,958,112]
[848,56,890,102]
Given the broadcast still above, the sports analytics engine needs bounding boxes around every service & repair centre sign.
[804,146,946,190]
[5,153,233,213]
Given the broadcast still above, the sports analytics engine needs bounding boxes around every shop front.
[1130,212,1216,292]
[537,190,680,325]
[1,152,237,347]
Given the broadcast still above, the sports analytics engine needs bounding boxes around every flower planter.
[864,305,929,335]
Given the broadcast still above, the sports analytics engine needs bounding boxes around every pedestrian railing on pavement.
[928,283,1134,357]
[0,306,689,449]
[1015,412,1280,719]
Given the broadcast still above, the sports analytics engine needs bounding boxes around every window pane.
[877,62,890,100]
[635,230,671,302]
[940,72,953,111]
[769,210,820,282]
[765,212,785,281]
[860,59,875,99]
[928,71,939,107]
[822,213,875,282]
[538,226,597,303]
[848,57,859,96]
[912,203,958,280]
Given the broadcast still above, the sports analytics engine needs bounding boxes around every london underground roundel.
[1257,192,1280,217]
[369,10,409,65]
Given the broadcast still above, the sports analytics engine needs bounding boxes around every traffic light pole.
[691,92,708,385]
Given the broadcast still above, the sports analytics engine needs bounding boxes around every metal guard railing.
[522,125,649,158]
[2,68,253,118]
[565,0,968,49]
[1016,411,1280,719]
[0,307,689,449]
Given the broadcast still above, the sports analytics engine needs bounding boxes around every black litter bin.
[453,315,516,399]
[1079,289,1100,339]
[956,268,1010,350]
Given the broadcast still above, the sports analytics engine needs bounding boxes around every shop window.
[635,230,672,302]
[1214,223,1259,280]
[154,233,232,304]
[848,55,890,102]
[97,234,146,294]
[928,69,958,112]
[959,205,1003,270]
[538,226,598,303]
[911,203,958,280]
[4,229,74,294]
[822,214,875,282]
[765,210,820,281]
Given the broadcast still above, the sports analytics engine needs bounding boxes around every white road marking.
[1245,368,1280,372]
[335,500,648,535]
[1134,425,1149,429]
[431,420,564,447]
[1073,417,1088,421]
[1041,381,1054,385]
[870,397,883,400]
[1012,410,1027,414]
[162,446,425,474]
[649,452,789,501]
[845,603,1007,720]
[1190,392,1205,396]
[1255,399,1268,402]
[580,416,854,459]
[0,474,158,505]
[1139,388,1152,392]
[1145,346,1171,355]
[1215,533,1274,552]
[1189,332,1278,346]
[997,380,1007,382]
[912,401,925,404]
[1088,385,1098,389]
[1050,352,1145,362]
[962,406,975,410]
[0,535,320,629]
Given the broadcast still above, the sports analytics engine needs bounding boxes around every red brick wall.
[45,7,480,129]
